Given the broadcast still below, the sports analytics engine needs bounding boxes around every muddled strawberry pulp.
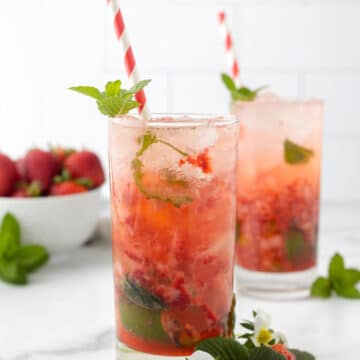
[109,118,238,356]
[232,97,323,274]
[236,177,319,272]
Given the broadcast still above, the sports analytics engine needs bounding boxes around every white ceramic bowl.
[0,188,102,254]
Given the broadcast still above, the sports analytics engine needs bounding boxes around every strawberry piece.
[24,149,60,193]
[272,344,296,360]
[64,150,105,187]
[50,181,88,196]
[0,154,19,196]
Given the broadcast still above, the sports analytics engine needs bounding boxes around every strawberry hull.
[109,115,239,356]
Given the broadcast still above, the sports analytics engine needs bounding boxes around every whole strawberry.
[50,181,87,196]
[24,149,60,193]
[50,146,75,165]
[272,344,296,360]
[64,151,105,187]
[0,154,19,196]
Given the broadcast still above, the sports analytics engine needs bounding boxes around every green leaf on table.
[310,277,331,298]
[123,277,166,311]
[250,346,284,360]
[335,286,360,299]
[0,213,21,259]
[284,139,314,165]
[289,349,316,360]
[328,253,345,284]
[68,86,102,100]
[196,337,250,360]
[311,252,360,300]
[17,245,49,273]
[0,259,27,285]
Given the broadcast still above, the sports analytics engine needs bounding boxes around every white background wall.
[0,0,359,203]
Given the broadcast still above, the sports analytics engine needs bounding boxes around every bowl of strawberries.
[0,147,105,253]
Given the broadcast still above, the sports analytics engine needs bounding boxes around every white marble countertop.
[1,204,359,360]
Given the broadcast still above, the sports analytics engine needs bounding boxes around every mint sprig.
[221,73,267,102]
[0,213,49,285]
[132,132,193,208]
[311,253,360,299]
[69,79,151,117]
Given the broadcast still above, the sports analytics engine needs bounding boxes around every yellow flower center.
[257,327,273,345]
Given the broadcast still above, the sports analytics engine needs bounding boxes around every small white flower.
[251,309,274,347]
[274,331,288,346]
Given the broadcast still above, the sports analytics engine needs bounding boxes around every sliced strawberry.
[272,344,296,360]
[64,150,105,187]
[0,154,19,196]
[49,181,88,196]
[24,149,60,193]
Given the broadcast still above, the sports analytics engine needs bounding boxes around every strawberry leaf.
[196,337,250,360]
[289,348,316,360]
[250,346,284,360]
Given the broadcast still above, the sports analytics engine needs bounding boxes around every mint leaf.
[342,268,360,287]
[105,80,121,96]
[129,79,152,94]
[196,337,250,360]
[221,73,237,92]
[69,86,101,100]
[285,227,310,264]
[70,79,151,117]
[328,253,345,282]
[0,259,27,285]
[123,277,166,311]
[250,346,284,360]
[289,349,316,360]
[335,286,360,299]
[231,87,261,102]
[0,213,21,259]
[284,139,314,165]
[310,277,331,298]
[17,245,49,273]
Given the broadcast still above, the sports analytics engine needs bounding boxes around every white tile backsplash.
[0,0,359,202]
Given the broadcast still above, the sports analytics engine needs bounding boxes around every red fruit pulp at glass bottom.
[236,178,319,272]
[111,176,236,355]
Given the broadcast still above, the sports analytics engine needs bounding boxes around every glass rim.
[109,112,239,128]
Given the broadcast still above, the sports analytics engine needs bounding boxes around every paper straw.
[218,11,240,87]
[106,0,151,119]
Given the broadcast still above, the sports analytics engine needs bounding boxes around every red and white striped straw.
[106,0,150,119]
[218,11,241,87]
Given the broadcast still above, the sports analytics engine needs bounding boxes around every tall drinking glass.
[109,114,239,359]
[232,95,323,298]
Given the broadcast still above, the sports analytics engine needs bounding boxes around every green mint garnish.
[284,139,314,165]
[132,131,193,208]
[221,73,267,102]
[0,213,49,286]
[285,227,311,265]
[311,253,360,299]
[69,79,151,117]
[123,276,166,311]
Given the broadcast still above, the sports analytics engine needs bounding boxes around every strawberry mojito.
[109,114,239,356]
[230,89,323,295]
